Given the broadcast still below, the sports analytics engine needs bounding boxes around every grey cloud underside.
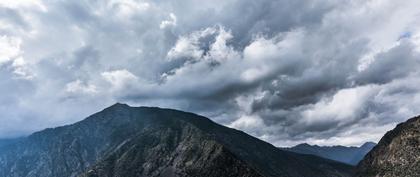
[0,0,420,146]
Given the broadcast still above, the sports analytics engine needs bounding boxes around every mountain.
[281,142,376,165]
[0,138,21,148]
[0,138,22,153]
[0,103,354,177]
[356,116,420,177]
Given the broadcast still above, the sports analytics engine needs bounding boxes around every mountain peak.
[0,105,354,177]
[295,143,312,147]
[110,102,130,108]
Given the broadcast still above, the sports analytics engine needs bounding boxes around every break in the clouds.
[1,0,420,146]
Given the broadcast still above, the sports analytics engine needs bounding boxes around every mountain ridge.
[0,103,354,177]
[281,141,376,165]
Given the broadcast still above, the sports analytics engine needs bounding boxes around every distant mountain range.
[0,103,354,177]
[356,116,420,177]
[281,142,376,165]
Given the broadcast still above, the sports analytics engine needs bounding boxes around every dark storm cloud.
[355,41,420,85]
[1,0,420,146]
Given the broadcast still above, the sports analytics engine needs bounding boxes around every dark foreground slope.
[356,116,420,177]
[0,103,354,177]
[282,142,376,165]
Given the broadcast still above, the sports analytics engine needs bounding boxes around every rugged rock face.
[79,124,262,177]
[282,142,376,165]
[0,103,354,177]
[356,116,420,177]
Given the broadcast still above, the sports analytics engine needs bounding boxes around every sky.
[1,0,420,147]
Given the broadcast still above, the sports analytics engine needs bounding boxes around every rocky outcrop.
[0,103,354,177]
[356,116,420,177]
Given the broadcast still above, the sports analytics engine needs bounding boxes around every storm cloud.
[1,0,420,146]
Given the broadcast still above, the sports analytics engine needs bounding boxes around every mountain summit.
[0,103,354,177]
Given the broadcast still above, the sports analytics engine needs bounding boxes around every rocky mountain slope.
[0,103,354,177]
[282,142,376,165]
[356,116,420,177]
[0,138,21,149]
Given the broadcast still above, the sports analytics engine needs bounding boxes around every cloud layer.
[1,0,420,146]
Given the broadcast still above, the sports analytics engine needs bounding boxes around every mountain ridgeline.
[356,116,420,177]
[282,142,376,165]
[0,103,354,177]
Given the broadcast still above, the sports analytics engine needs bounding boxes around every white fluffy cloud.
[65,80,97,94]
[0,36,21,64]
[301,86,376,126]
[1,0,420,147]
[102,69,138,90]
[160,13,177,29]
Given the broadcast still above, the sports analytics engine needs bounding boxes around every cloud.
[102,69,138,90]
[160,13,177,29]
[355,40,420,84]
[1,0,420,147]
[65,80,97,94]
[300,85,377,131]
[0,0,47,12]
[0,35,21,64]
[229,115,265,133]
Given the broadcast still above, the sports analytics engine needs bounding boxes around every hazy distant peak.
[360,142,376,148]
[108,102,130,108]
[282,142,377,165]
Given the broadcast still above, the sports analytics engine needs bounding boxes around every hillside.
[0,103,354,177]
[356,116,420,177]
